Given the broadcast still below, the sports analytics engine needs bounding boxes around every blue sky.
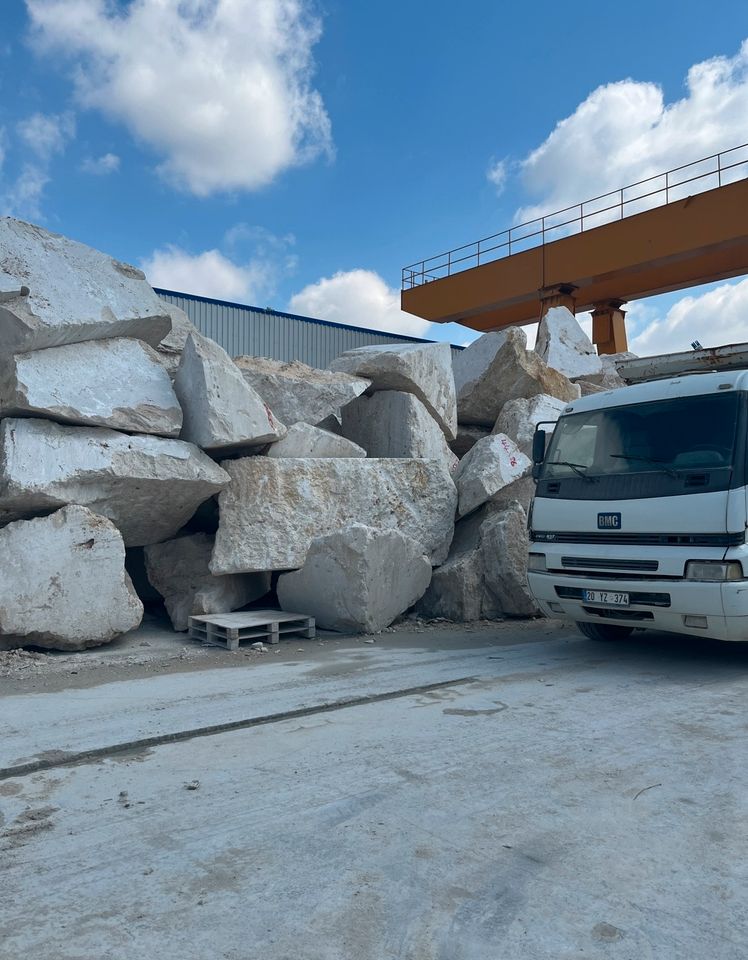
[1,0,747,354]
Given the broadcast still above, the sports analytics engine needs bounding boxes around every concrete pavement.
[2,623,748,959]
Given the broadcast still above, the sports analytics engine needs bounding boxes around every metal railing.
[401,143,748,290]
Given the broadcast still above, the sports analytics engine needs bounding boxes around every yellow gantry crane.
[401,144,748,354]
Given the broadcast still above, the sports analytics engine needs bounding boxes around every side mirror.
[532,428,547,464]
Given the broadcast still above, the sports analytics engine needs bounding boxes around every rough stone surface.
[535,307,603,380]
[267,422,366,459]
[175,333,285,451]
[144,533,271,631]
[0,505,143,650]
[455,327,579,426]
[577,351,637,391]
[574,380,606,397]
[330,342,457,440]
[211,458,457,574]
[453,331,509,410]
[154,303,201,378]
[479,502,539,617]
[417,548,487,622]
[0,337,182,436]
[277,524,432,633]
[450,425,490,459]
[0,418,229,546]
[490,475,536,514]
[341,391,458,473]
[0,217,171,352]
[234,356,370,427]
[417,504,500,622]
[418,501,537,621]
[492,394,567,458]
[454,434,531,517]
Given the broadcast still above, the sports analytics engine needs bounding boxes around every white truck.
[527,343,748,642]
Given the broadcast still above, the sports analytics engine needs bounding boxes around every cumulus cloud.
[81,152,120,175]
[630,279,748,356]
[26,0,332,196]
[142,225,296,302]
[141,246,274,303]
[288,269,436,337]
[516,39,748,224]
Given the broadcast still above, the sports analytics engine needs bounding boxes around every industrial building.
[157,288,462,369]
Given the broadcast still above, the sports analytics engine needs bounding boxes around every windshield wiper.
[546,460,598,482]
[610,454,678,478]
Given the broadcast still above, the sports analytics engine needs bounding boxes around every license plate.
[583,590,629,606]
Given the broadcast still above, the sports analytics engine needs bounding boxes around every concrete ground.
[2,618,748,959]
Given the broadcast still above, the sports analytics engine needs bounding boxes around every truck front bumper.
[528,571,748,641]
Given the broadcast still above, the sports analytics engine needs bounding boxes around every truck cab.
[527,364,748,642]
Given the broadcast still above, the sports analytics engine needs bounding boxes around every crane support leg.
[591,300,628,355]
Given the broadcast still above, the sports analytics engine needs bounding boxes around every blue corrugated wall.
[157,289,463,369]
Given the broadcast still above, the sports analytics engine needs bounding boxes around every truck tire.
[576,621,634,642]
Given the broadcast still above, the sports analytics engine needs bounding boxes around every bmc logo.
[598,512,622,530]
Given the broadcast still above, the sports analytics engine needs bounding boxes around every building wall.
[157,289,462,369]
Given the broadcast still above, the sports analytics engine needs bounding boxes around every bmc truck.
[527,343,748,642]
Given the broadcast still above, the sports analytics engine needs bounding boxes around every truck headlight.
[685,561,744,581]
[528,553,547,572]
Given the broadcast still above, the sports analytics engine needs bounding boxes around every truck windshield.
[541,392,741,480]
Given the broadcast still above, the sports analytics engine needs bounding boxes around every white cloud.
[516,39,748,224]
[288,270,435,337]
[1,165,49,219]
[81,152,120,175]
[142,246,274,303]
[26,0,332,196]
[630,279,748,356]
[142,225,296,302]
[17,111,75,159]
[487,158,508,196]
[1,112,74,218]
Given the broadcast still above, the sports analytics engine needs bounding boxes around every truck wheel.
[577,621,634,642]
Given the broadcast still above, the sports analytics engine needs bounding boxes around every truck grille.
[561,556,659,572]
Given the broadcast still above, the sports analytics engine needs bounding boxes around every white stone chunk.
[266,422,366,459]
[0,418,229,546]
[535,306,603,379]
[153,302,201,378]
[234,355,370,427]
[417,549,487,622]
[0,217,171,352]
[0,505,143,651]
[211,458,457,574]
[453,330,510,405]
[454,433,531,517]
[479,502,539,617]
[417,501,538,620]
[277,524,432,633]
[492,394,567,459]
[144,533,271,631]
[0,338,182,436]
[341,391,458,473]
[175,333,285,451]
[455,326,579,426]
[329,341,457,440]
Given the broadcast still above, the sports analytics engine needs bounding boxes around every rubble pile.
[0,217,633,650]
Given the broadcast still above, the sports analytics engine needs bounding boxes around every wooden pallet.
[188,609,316,651]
